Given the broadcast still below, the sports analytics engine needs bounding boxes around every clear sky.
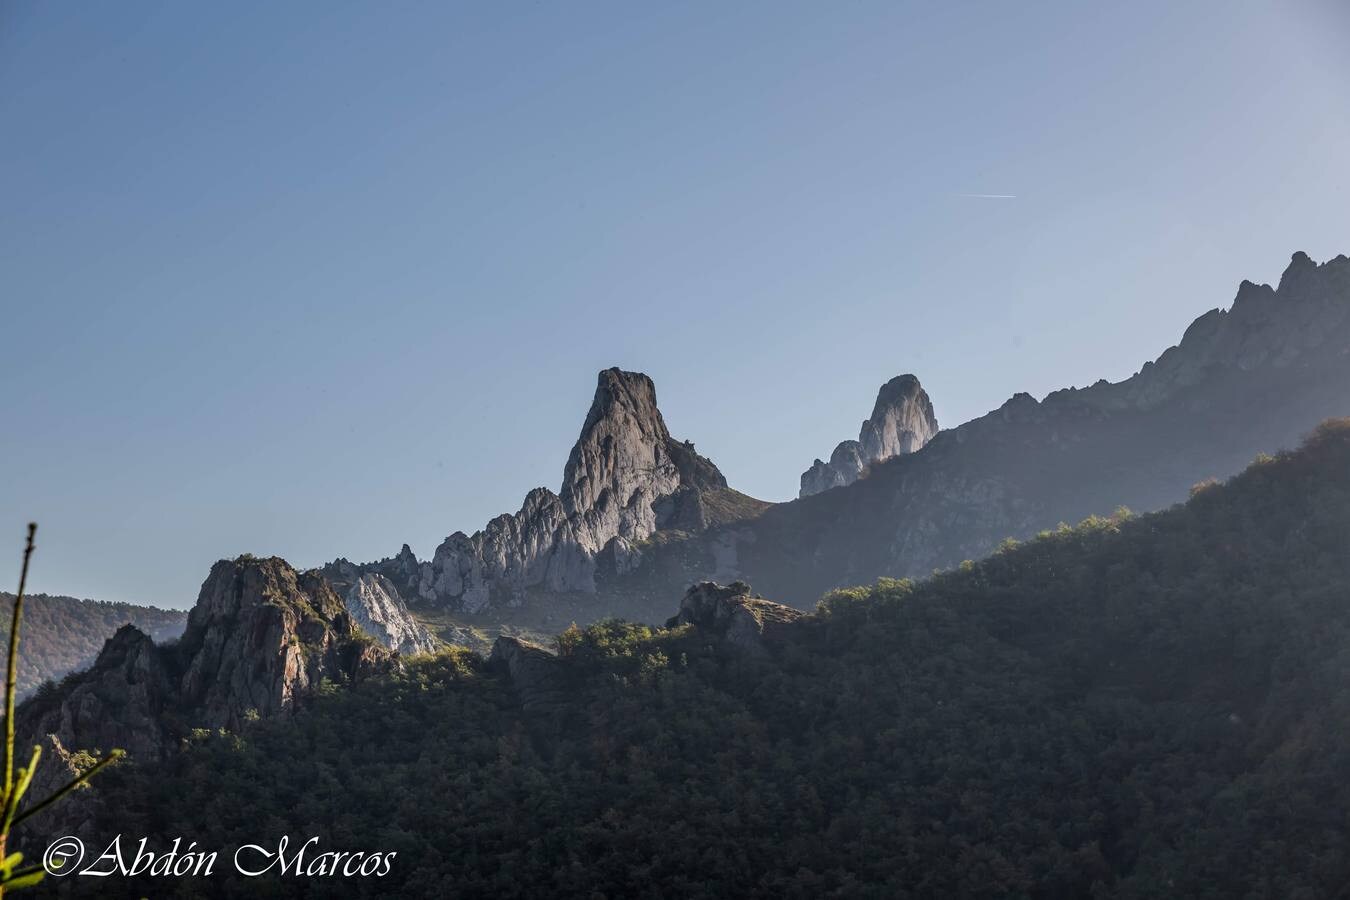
[3,1,1348,608]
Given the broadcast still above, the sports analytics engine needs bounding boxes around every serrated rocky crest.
[351,368,734,613]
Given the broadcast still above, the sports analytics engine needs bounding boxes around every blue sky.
[3,1,1348,608]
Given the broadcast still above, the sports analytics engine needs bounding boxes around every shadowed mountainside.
[45,418,1350,897]
[603,251,1350,617]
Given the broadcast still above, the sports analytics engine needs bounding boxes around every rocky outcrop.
[176,557,384,730]
[344,573,438,655]
[800,374,938,497]
[666,581,804,656]
[19,556,388,765]
[488,635,568,717]
[350,368,740,614]
[14,556,390,845]
[14,625,178,842]
[21,624,175,764]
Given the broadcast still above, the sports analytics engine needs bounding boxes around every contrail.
[956,193,1017,199]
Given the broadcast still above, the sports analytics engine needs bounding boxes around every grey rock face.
[177,557,382,731]
[20,556,389,766]
[344,573,438,655]
[800,374,939,497]
[360,368,728,613]
[666,581,804,656]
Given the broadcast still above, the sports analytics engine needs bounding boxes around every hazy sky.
[3,1,1349,608]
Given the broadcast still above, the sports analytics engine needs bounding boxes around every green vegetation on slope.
[85,421,1350,898]
[0,594,185,699]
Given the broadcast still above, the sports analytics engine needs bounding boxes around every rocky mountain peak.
[861,374,940,460]
[182,556,346,645]
[562,368,725,519]
[1278,249,1317,291]
[353,367,738,613]
[801,374,939,497]
[393,543,419,575]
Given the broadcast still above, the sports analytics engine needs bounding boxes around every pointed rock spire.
[800,374,938,497]
[379,368,730,612]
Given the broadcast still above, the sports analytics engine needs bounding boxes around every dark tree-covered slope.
[0,592,185,698]
[58,418,1350,898]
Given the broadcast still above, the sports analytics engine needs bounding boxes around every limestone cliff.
[800,374,938,497]
[343,573,438,655]
[350,368,746,614]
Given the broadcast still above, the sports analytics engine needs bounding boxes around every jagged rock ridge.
[800,374,939,497]
[610,251,1350,613]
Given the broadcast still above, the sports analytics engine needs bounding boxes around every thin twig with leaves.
[0,524,124,894]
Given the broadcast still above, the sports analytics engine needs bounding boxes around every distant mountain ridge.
[613,250,1350,612]
[44,418,1350,897]
[0,592,186,698]
[338,250,1350,624]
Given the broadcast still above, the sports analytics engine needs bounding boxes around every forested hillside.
[0,593,186,698]
[73,420,1350,897]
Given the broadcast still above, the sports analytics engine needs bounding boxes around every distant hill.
[0,592,186,698]
[36,418,1350,896]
